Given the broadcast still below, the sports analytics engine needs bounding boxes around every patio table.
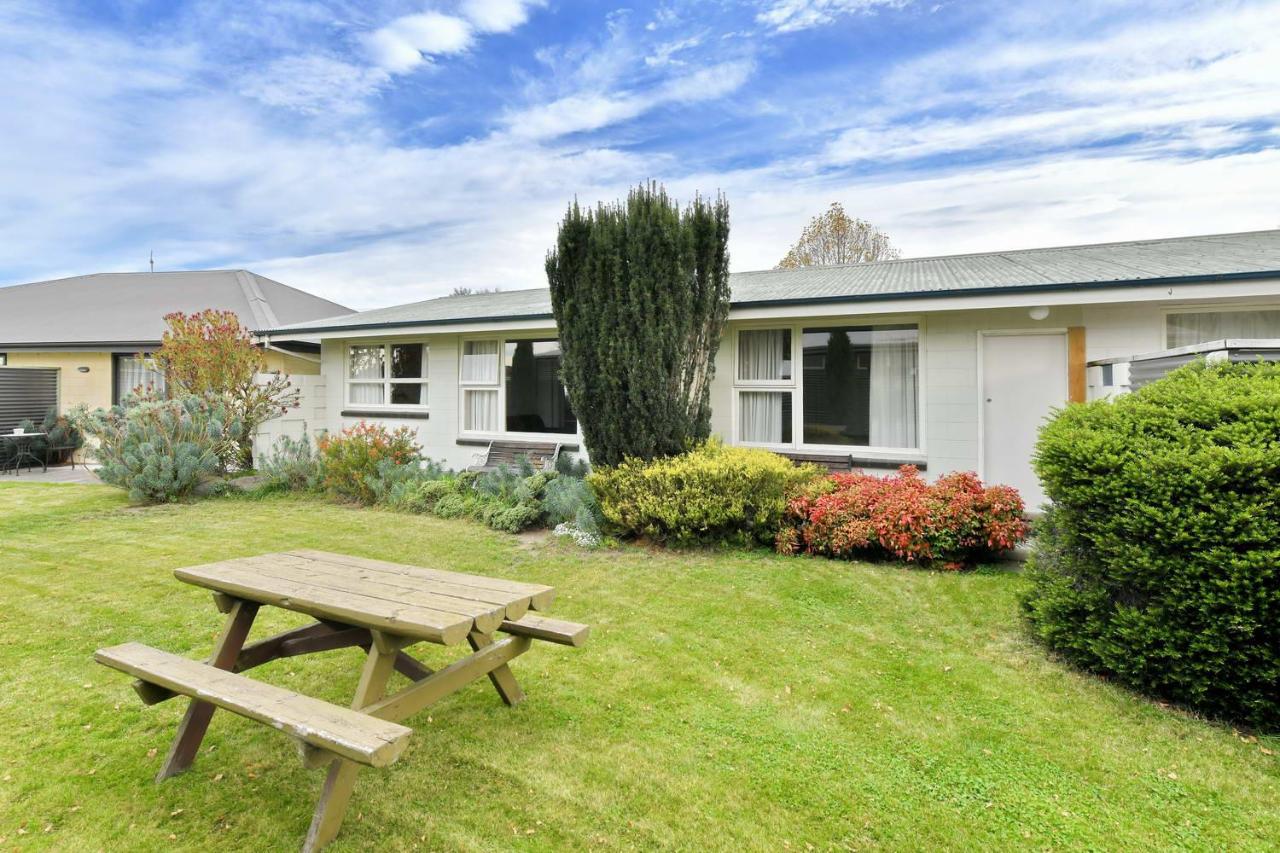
[0,431,46,475]
[95,549,588,851]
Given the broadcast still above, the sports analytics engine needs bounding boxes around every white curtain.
[461,341,499,383]
[349,383,384,404]
[740,391,786,443]
[868,329,918,448]
[1167,310,1280,347]
[465,389,499,432]
[738,330,789,381]
[116,355,165,399]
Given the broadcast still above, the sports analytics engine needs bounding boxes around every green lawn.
[1,483,1277,851]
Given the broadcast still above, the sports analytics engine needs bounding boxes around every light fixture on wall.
[1028,306,1050,321]
[77,366,90,373]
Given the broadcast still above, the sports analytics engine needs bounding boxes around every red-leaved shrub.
[317,422,420,505]
[776,466,1028,569]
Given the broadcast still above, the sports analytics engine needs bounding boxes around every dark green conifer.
[546,182,730,466]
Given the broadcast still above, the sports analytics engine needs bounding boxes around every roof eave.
[256,268,1280,337]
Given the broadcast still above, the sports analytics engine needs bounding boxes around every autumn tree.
[546,182,731,466]
[153,309,298,468]
[776,202,900,268]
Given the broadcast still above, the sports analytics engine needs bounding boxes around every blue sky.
[2,0,1278,309]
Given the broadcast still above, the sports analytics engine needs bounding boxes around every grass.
[1,483,1277,851]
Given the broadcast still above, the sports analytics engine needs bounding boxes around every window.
[113,353,165,404]
[460,340,500,432]
[735,329,794,444]
[346,343,427,407]
[0,353,6,366]
[1166,309,1280,348]
[801,325,918,449]
[460,338,576,435]
[504,339,576,434]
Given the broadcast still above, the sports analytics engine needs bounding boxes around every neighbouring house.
[256,230,1280,508]
[0,270,350,432]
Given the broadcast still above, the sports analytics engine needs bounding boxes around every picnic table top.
[175,549,556,646]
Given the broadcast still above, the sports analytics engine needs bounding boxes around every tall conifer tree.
[546,183,730,466]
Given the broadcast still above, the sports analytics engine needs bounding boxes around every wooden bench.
[96,642,413,769]
[467,439,562,473]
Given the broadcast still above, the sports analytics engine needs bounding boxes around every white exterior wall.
[318,328,581,471]
[309,289,1280,483]
[252,373,327,460]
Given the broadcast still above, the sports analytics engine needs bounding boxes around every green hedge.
[1022,361,1280,729]
[589,439,820,545]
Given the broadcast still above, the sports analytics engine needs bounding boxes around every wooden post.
[468,631,525,706]
[156,598,259,781]
[303,638,398,852]
[1068,326,1087,403]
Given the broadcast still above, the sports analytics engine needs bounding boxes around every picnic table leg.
[156,597,259,781]
[468,630,525,706]
[303,633,399,852]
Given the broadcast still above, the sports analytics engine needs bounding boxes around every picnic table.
[95,549,589,851]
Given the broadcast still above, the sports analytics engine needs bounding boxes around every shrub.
[153,309,299,468]
[257,432,322,493]
[394,477,461,514]
[589,439,821,545]
[368,456,447,506]
[546,182,731,466]
[74,394,244,504]
[316,422,420,504]
[1023,361,1280,728]
[777,466,1027,569]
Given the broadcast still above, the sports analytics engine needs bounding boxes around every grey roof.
[0,270,352,347]
[263,229,1280,335]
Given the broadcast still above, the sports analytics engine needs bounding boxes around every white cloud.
[461,0,543,33]
[505,59,755,139]
[364,12,474,74]
[239,54,390,115]
[757,0,909,33]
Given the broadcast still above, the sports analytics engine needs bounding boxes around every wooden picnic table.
[95,549,588,851]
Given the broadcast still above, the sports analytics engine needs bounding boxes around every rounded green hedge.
[1023,360,1280,729]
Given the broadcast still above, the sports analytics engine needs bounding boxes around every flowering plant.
[776,466,1027,569]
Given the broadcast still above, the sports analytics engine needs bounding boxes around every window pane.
[464,389,499,432]
[802,325,918,448]
[115,355,165,403]
[391,344,424,379]
[349,346,384,380]
[461,340,499,384]
[1166,310,1280,348]
[738,329,792,381]
[739,391,792,443]
[348,382,384,405]
[390,383,425,406]
[504,339,577,434]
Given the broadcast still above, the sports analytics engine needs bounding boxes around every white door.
[981,333,1068,511]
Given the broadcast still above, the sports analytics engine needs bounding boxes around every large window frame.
[458,335,580,440]
[731,317,926,458]
[343,340,429,410]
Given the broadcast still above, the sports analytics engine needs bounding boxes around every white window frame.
[344,340,429,409]
[730,317,927,459]
[458,335,582,441]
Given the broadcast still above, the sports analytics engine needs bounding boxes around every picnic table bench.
[95,549,588,851]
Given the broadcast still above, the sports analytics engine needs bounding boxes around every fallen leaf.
[147,748,158,759]
[212,773,224,782]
